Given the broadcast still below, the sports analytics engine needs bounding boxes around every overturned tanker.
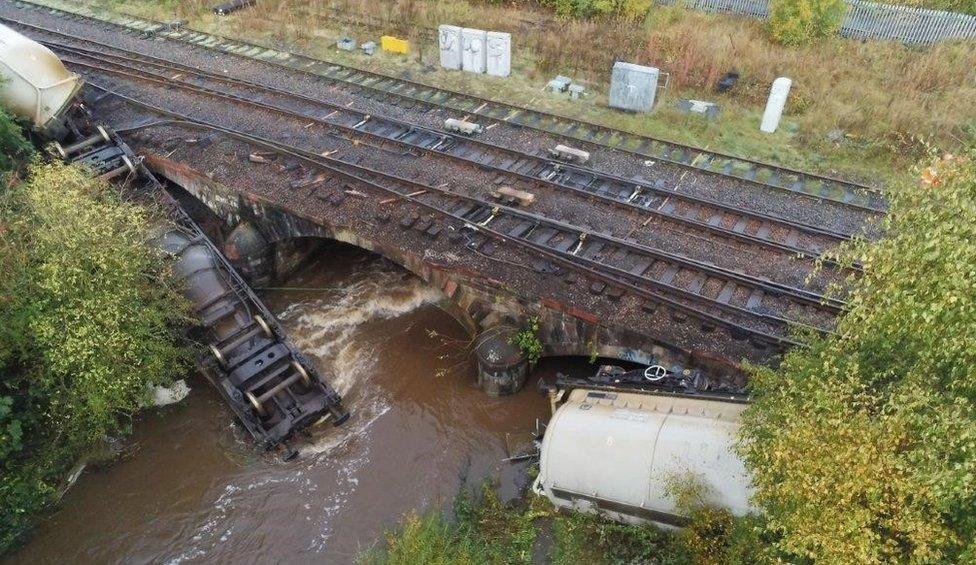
[159,226,349,448]
[0,21,348,449]
[534,364,754,527]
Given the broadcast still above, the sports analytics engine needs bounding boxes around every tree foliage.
[740,150,976,563]
[768,0,847,45]
[0,160,190,552]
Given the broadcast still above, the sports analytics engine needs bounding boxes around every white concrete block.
[461,28,487,74]
[486,31,511,77]
[438,24,462,70]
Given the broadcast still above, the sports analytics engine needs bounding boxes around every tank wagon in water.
[534,365,755,526]
[0,23,348,453]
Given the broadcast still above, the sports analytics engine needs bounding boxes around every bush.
[0,161,190,552]
[768,0,847,45]
[0,110,33,177]
[540,0,652,18]
[739,150,976,563]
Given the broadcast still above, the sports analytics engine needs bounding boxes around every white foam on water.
[162,265,444,562]
[278,268,441,454]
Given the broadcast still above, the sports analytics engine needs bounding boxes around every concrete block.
[336,37,356,51]
[677,99,720,120]
[547,75,572,93]
[569,84,586,99]
[361,41,376,56]
[609,62,660,113]
[461,28,487,74]
[438,24,462,70]
[486,31,511,77]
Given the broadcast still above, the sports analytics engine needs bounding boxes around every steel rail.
[84,82,835,347]
[2,5,887,213]
[40,35,860,278]
[62,55,845,318]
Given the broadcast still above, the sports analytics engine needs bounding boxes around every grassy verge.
[360,483,765,564]
[51,0,975,185]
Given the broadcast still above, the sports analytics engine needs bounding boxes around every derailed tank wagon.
[534,366,755,527]
[0,22,348,452]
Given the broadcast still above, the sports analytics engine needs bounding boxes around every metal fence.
[659,0,976,44]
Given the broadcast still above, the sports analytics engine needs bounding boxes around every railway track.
[8,0,887,214]
[18,25,858,271]
[86,82,841,349]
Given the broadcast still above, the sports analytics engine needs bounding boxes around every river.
[4,243,598,564]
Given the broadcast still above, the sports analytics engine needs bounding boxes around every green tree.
[0,161,190,552]
[768,0,848,45]
[740,151,976,563]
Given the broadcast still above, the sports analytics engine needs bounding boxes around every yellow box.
[380,35,409,55]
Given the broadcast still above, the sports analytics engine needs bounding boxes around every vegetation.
[361,482,760,564]
[510,316,543,367]
[0,151,190,552]
[0,112,34,176]
[769,0,848,45]
[74,0,976,184]
[739,149,976,563]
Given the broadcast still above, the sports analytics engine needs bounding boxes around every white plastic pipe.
[760,77,792,133]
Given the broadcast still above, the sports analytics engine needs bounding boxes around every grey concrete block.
[548,75,572,93]
[609,62,659,113]
[677,99,720,120]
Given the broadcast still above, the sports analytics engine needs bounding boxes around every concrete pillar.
[761,77,792,133]
[475,326,528,396]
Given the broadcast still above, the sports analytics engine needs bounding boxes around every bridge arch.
[148,153,725,386]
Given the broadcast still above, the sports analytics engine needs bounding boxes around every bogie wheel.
[246,390,267,417]
[293,361,313,386]
[209,343,227,367]
[255,314,273,338]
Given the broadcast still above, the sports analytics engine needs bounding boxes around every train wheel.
[209,344,227,367]
[245,391,267,417]
[255,314,273,338]
[292,361,313,386]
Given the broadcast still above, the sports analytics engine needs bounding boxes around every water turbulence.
[6,243,551,564]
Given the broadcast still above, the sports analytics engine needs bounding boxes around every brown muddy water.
[4,243,601,564]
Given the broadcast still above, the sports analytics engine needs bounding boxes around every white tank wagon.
[0,23,82,134]
[533,388,755,526]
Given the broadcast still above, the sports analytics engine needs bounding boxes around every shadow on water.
[6,242,609,564]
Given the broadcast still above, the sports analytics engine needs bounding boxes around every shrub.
[0,110,33,177]
[540,0,652,18]
[739,150,976,563]
[0,161,190,552]
[768,0,848,45]
[510,316,543,367]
